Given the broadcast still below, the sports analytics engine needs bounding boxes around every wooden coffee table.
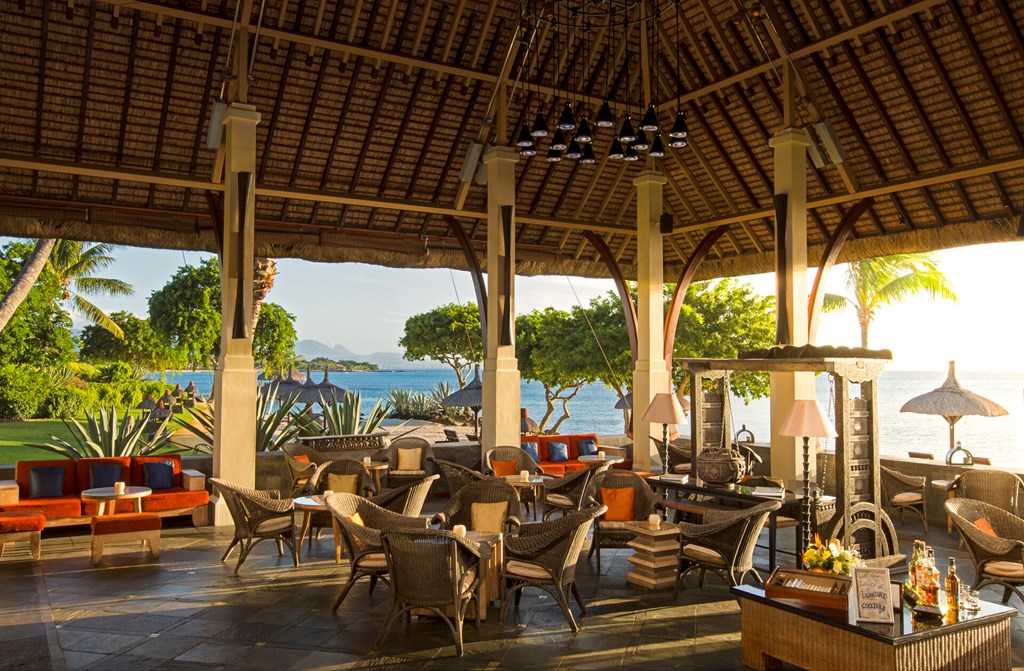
[293,495,342,564]
[80,486,151,516]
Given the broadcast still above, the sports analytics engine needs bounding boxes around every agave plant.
[32,406,176,458]
[174,383,300,453]
[319,390,392,435]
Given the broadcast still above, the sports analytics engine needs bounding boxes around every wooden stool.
[90,513,161,565]
[0,510,46,560]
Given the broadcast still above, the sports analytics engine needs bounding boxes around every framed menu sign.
[852,567,895,623]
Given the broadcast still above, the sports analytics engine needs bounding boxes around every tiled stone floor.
[1,508,1023,670]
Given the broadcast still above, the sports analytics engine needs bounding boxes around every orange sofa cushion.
[91,513,162,535]
[1,498,82,519]
[141,488,209,512]
[15,460,75,499]
[491,460,519,477]
[0,510,47,532]
[974,517,997,536]
[601,487,636,521]
[75,458,131,494]
[538,463,566,477]
[130,455,182,489]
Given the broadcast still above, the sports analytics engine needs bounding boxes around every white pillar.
[633,170,671,472]
[768,126,815,488]
[481,146,521,465]
[211,103,261,525]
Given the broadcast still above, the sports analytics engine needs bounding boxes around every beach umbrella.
[442,367,483,436]
[288,366,325,406]
[171,383,184,399]
[614,392,632,410]
[159,391,175,406]
[184,381,197,395]
[900,361,1008,462]
[521,408,540,435]
[316,369,347,401]
[136,394,157,418]
[272,365,306,397]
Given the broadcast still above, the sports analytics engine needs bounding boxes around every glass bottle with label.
[945,558,961,616]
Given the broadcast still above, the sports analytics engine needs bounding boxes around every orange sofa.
[520,434,600,477]
[0,454,209,527]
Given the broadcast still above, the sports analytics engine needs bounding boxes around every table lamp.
[641,393,688,475]
[778,399,837,551]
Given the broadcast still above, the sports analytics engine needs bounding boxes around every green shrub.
[40,386,88,419]
[0,364,47,420]
[97,361,136,382]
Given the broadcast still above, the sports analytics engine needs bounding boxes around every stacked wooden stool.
[90,513,161,565]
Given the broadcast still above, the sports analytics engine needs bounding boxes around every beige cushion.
[390,469,425,476]
[471,501,508,533]
[545,493,574,507]
[597,520,631,530]
[327,473,360,495]
[505,559,552,580]
[984,561,1024,578]
[358,552,388,569]
[254,516,293,534]
[397,448,422,471]
[891,492,923,504]
[682,543,725,567]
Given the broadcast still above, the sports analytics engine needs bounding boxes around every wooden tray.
[765,567,852,612]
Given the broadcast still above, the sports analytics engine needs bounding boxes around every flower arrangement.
[802,534,861,576]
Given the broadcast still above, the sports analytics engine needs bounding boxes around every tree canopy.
[399,302,483,387]
[47,240,133,339]
[253,302,298,374]
[0,241,75,366]
[80,311,185,371]
[148,258,222,370]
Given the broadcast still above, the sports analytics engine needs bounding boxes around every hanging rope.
[449,270,478,386]
[566,277,618,388]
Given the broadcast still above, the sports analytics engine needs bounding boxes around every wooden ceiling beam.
[72,3,97,201]
[406,0,433,75]
[341,0,364,64]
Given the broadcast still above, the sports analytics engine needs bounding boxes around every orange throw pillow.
[974,517,997,536]
[293,454,310,463]
[347,512,364,526]
[601,487,635,521]
[492,460,519,477]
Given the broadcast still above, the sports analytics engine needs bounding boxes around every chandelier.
[511,0,689,164]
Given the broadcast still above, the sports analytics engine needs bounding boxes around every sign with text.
[852,567,895,623]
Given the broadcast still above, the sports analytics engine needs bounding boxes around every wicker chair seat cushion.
[327,473,360,495]
[389,469,425,476]
[492,460,518,477]
[254,517,294,534]
[974,518,997,536]
[984,561,1024,578]
[397,448,422,471]
[681,543,725,567]
[471,502,508,533]
[358,552,388,569]
[505,559,553,580]
[891,492,923,504]
[545,493,574,507]
[596,520,631,530]
[774,515,799,529]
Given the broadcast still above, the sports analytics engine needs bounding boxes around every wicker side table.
[624,521,679,590]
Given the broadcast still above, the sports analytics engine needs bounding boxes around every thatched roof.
[1,0,1023,282]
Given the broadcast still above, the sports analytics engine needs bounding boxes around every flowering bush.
[803,534,861,576]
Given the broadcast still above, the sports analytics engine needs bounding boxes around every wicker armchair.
[500,504,607,633]
[303,459,376,546]
[588,471,660,572]
[429,457,489,497]
[370,474,440,517]
[542,461,612,521]
[383,436,433,487]
[209,478,298,574]
[325,493,429,611]
[880,465,927,532]
[377,528,488,657]
[282,443,317,496]
[652,437,692,474]
[951,469,1024,514]
[674,500,781,595]
[432,480,521,533]
[486,446,544,516]
[946,498,1024,605]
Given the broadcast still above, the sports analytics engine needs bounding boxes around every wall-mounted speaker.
[659,213,674,235]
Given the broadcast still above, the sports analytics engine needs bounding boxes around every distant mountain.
[294,339,446,370]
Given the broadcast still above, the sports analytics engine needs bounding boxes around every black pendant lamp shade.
[580,144,597,163]
[668,135,688,148]
[669,111,688,138]
[596,100,615,128]
[624,144,639,161]
[649,134,666,157]
[618,115,636,142]
[633,128,650,151]
[609,138,625,159]
[546,147,563,162]
[557,103,576,131]
[515,123,534,148]
[576,117,593,143]
[532,111,550,138]
[640,103,659,131]
[566,139,582,159]
[551,128,568,151]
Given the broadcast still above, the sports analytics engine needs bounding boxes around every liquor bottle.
[946,558,961,615]
[915,545,931,590]
[921,549,940,606]
[909,541,925,588]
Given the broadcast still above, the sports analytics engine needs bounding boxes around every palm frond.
[73,276,133,297]
[821,293,852,313]
[71,295,125,339]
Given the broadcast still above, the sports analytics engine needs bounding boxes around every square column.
[481,146,521,463]
[633,170,671,472]
[768,127,815,488]
[212,103,261,525]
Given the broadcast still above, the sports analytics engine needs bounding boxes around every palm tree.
[823,253,957,347]
[47,240,133,339]
[0,238,55,332]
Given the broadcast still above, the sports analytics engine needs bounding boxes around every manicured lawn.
[0,419,77,462]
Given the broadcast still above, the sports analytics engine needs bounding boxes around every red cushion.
[141,488,209,512]
[491,460,519,477]
[601,487,635,521]
[91,513,162,535]
[75,458,131,494]
[130,455,182,489]
[974,517,998,536]
[561,462,588,474]
[15,460,75,499]
[0,510,47,532]
[293,454,310,463]
[82,499,138,516]
[1,497,82,519]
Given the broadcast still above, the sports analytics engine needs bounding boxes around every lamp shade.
[777,399,837,439]
[641,393,688,426]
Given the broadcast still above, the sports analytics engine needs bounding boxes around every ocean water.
[152,368,1024,468]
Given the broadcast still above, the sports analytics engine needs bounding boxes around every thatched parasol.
[159,391,175,406]
[171,383,184,399]
[315,369,347,401]
[136,394,157,418]
[900,361,1008,462]
[442,366,482,435]
[289,366,326,406]
[521,408,541,435]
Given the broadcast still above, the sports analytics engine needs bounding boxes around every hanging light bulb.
[546,147,563,162]
[521,145,538,157]
[618,115,636,143]
[649,134,666,158]
[624,144,640,161]
[608,138,625,159]
[640,103,659,132]
[551,129,568,151]
[668,135,688,149]
[557,102,576,131]
[632,128,650,151]
[669,111,688,138]
[515,123,535,148]
[580,144,597,164]
[531,111,550,138]
[596,100,615,128]
[576,117,593,143]
[565,139,583,159]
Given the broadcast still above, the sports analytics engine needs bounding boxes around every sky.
[6,236,1024,372]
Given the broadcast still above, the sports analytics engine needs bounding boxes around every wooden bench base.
[91,529,161,565]
[0,531,41,560]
